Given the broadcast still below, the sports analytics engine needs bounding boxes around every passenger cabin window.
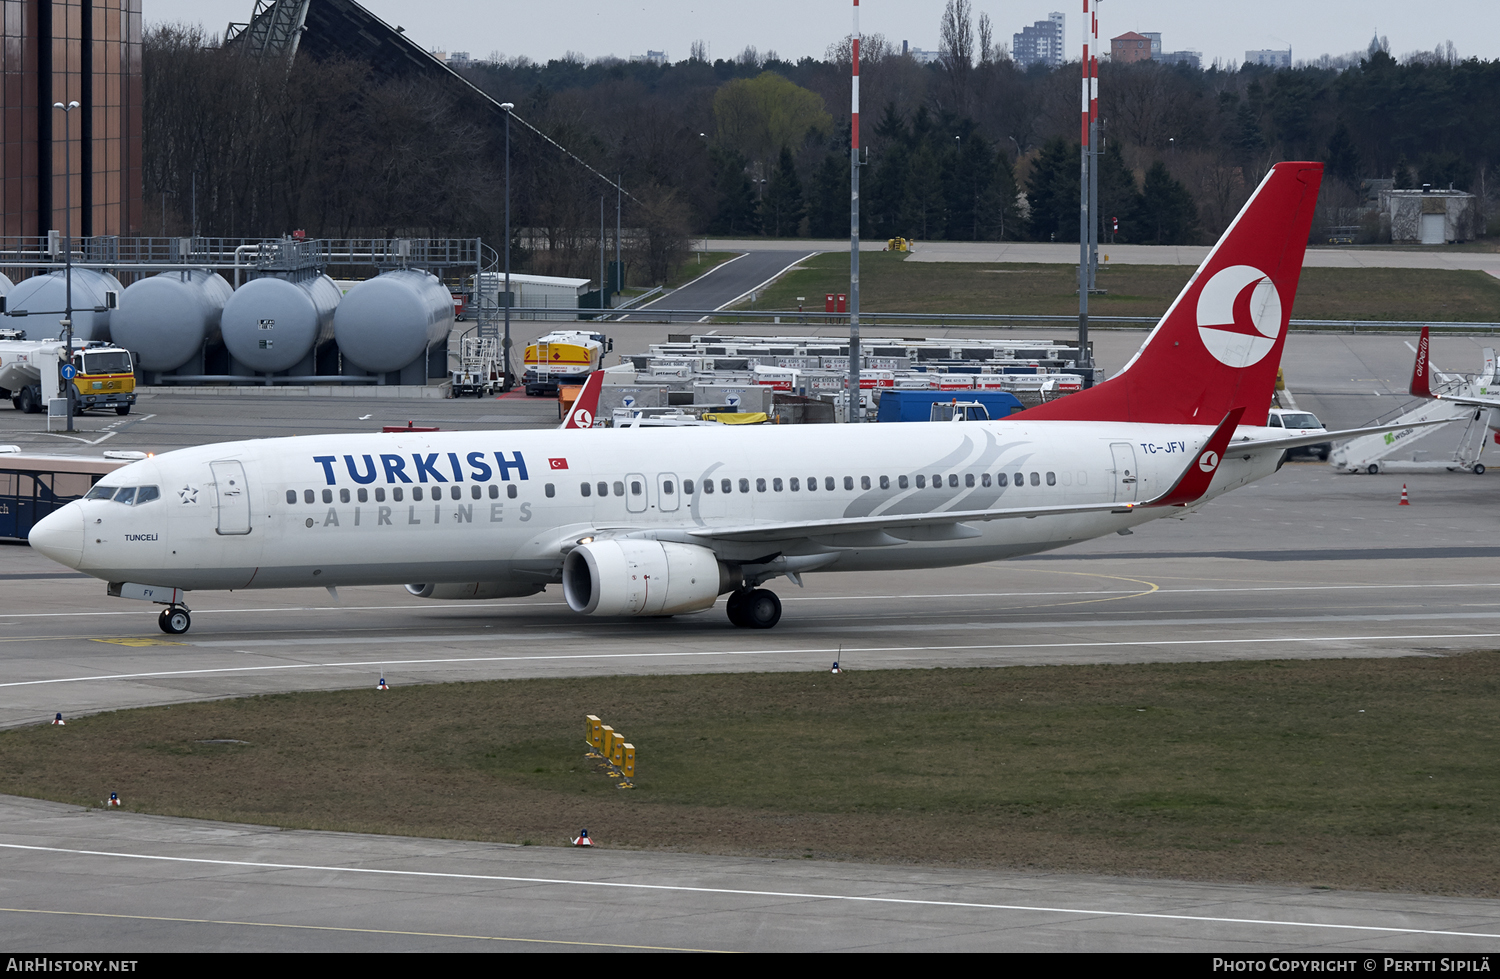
[1046,472,1056,486]
[413,487,424,502]
[597,481,608,497]
[613,481,625,497]
[339,488,350,503]
[684,479,694,495]
[756,478,767,492]
[304,489,315,504]
[323,489,334,503]
[376,488,387,502]
[394,487,404,502]
[581,482,592,497]
[824,476,835,491]
[981,474,991,487]
[844,476,854,490]
[861,476,871,490]
[486,485,497,499]
[703,479,715,495]
[879,475,890,489]
[790,477,800,491]
[1013,472,1024,486]
[965,474,975,488]
[1030,472,1040,486]
[285,489,297,504]
[738,478,749,493]
[508,485,518,499]
[948,474,959,488]
[359,488,369,502]
[545,483,555,498]
[997,473,1008,487]
[772,478,783,492]
[631,480,643,496]
[721,479,732,494]
[451,486,462,500]
[470,485,480,500]
[898,475,909,489]
[806,476,817,491]
[916,475,926,489]
[662,480,675,496]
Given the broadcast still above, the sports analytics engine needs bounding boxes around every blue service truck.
[876,390,1023,423]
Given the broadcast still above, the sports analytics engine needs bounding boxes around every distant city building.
[1111,32,1153,64]
[1013,12,1065,68]
[1112,32,1201,69]
[630,50,667,66]
[1246,48,1292,68]
[901,41,941,65]
[448,51,471,67]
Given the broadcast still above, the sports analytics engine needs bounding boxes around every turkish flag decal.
[548,458,569,470]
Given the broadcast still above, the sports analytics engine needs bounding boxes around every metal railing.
[504,307,1500,333]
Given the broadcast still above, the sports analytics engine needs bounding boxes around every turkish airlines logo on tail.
[1196,265,1283,368]
[1198,450,1220,472]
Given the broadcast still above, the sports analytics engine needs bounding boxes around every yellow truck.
[523,330,611,397]
[0,336,136,415]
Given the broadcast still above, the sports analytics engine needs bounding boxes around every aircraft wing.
[686,409,1246,545]
[1228,419,1453,454]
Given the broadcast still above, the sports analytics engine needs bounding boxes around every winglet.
[1144,407,1247,508]
[1409,326,1433,399]
[560,369,604,430]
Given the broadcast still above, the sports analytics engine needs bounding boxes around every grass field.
[729,252,1500,322]
[5,654,1499,895]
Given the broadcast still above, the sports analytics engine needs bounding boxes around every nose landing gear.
[725,588,781,629]
[158,606,191,635]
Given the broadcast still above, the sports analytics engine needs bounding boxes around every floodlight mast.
[848,0,862,422]
[53,99,80,433]
[501,101,515,391]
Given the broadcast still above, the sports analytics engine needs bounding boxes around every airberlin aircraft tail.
[1024,161,1324,427]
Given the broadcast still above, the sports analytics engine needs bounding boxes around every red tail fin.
[1409,326,1433,399]
[1024,161,1323,427]
[560,369,604,430]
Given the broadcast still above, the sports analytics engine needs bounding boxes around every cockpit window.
[86,484,159,505]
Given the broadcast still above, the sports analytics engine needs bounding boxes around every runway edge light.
[107,792,120,807]
[52,712,64,725]
[572,829,593,847]
[378,675,389,690]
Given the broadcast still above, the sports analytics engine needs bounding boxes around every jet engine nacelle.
[562,539,730,616]
[405,581,546,600]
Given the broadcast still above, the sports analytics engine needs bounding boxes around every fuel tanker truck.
[0,331,136,414]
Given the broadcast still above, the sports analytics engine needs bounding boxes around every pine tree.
[1025,137,1080,242]
[761,146,806,237]
[1139,161,1199,245]
[807,153,849,238]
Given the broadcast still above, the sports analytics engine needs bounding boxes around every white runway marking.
[0,632,1493,689]
[2,581,1497,620]
[1,843,1494,941]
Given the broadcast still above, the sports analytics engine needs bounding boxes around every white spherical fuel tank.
[5,269,123,342]
[221,274,341,374]
[111,270,233,372]
[333,269,454,374]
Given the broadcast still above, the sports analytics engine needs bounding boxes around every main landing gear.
[726,588,781,629]
[158,605,191,635]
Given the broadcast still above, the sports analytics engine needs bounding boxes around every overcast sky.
[153,1,1498,68]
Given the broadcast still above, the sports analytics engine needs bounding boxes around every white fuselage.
[41,417,1281,594]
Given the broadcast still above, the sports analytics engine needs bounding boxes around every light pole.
[53,99,79,433]
[500,102,515,392]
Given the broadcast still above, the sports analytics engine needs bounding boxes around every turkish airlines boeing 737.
[29,161,1401,635]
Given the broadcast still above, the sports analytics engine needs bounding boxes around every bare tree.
[937,0,975,115]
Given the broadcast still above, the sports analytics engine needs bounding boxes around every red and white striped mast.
[847,0,863,421]
[1077,0,1094,385]
[1088,2,1100,298]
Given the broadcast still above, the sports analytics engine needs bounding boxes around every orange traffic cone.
[1400,484,1410,506]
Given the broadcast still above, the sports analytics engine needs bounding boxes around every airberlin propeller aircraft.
[30,162,1402,635]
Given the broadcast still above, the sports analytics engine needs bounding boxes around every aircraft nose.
[29,503,84,569]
